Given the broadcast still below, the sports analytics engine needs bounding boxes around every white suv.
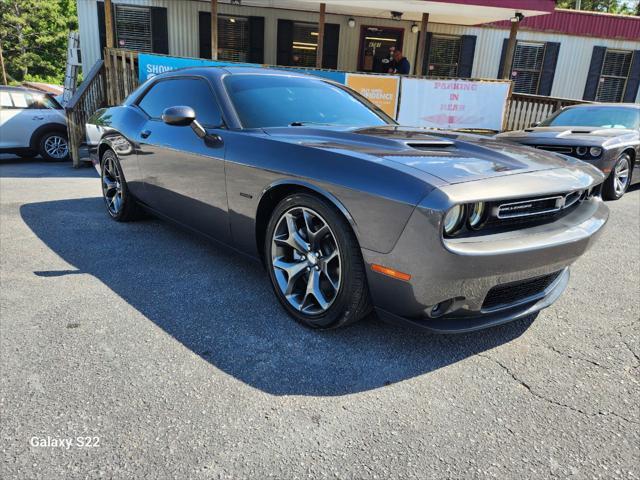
[0,86,69,161]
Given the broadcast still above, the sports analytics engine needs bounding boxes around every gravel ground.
[1,157,638,480]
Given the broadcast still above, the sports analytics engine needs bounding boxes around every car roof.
[565,103,640,110]
[0,85,49,95]
[151,65,329,81]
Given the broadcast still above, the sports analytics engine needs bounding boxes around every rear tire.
[100,149,140,222]
[265,193,371,329]
[603,153,632,200]
[38,131,70,161]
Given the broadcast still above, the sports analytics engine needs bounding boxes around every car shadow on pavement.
[21,197,534,396]
[0,156,97,178]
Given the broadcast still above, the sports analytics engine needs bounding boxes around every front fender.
[258,179,361,239]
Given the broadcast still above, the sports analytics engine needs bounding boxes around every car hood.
[497,126,637,145]
[262,125,580,184]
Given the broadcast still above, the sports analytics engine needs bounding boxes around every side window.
[0,91,13,108]
[9,92,29,108]
[137,78,222,127]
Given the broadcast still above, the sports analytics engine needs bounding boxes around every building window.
[218,16,250,62]
[290,22,318,67]
[427,35,461,77]
[511,41,545,94]
[596,49,633,103]
[114,5,152,51]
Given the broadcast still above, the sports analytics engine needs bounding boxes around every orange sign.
[346,74,400,119]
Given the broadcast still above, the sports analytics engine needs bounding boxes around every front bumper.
[362,192,608,333]
[375,268,569,333]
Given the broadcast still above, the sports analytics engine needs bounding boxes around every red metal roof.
[488,9,640,42]
[433,0,555,12]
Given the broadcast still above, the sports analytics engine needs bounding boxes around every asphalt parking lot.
[0,156,638,479]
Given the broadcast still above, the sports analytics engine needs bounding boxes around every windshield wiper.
[289,121,335,127]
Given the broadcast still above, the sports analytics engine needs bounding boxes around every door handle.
[32,116,45,121]
[140,130,151,139]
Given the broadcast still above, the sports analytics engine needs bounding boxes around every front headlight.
[443,205,465,236]
[589,147,602,157]
[468,202,486,229]
[576,146,588,156]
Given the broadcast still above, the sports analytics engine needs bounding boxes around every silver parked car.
[0,86,69,161]
[498,104,639,200]
[86,67,608,333]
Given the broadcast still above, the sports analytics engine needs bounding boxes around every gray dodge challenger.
[86,67,609,333]
[498,104,639,200]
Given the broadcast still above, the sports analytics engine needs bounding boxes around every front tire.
[603,153,632,200]
[265,193,371,329]
[100,149,140,222]
[38,131,70,161]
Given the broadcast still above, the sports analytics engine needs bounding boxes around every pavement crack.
[478,353,640,426]
[543,344,609,370]
[619,338,640,367]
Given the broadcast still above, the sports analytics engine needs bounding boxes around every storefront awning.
[250,0,555,25]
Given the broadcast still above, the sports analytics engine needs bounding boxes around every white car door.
[0,90,65,149]
[0,91,25,148]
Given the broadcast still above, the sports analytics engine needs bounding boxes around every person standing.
[388,49,410,75]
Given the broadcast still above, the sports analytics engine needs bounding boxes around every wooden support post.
[0,42,7,85]
[414,13,429,76]
[210,0,218,60]
[316,3,326,69]
[502,15,521,80]
[105,0,114,48]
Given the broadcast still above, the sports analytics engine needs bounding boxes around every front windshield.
[224,74,392,129]
[540,106,640,129]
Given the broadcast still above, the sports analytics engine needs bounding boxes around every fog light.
[576,146,588,156]
[443,205,465,236]
[589,147,602,157]
[468,202,486,229]
[430,300,452,318]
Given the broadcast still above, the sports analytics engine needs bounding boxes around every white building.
[76,0,640,102]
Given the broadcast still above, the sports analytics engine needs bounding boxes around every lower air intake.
[482,271,562,311]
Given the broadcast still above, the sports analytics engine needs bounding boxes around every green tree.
[557,0,640,14]
[0,0,77,84]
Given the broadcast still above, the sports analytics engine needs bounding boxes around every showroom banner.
[346,74,400,119]
[138,54,347,84]
[138,54,259,81]
[397,78,511,131]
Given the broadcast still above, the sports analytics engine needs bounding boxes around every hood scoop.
[406,140,455,150]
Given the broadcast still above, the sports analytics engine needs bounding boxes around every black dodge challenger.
[498,104,639,200]
[86,67,608,333]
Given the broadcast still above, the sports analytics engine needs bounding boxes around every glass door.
[358,26,404,73]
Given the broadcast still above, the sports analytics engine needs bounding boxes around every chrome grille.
[496,191,585,220]
[535,145,574,154]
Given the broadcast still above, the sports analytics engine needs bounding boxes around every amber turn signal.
[371,264,411,282]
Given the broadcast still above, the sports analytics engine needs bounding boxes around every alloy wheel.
[271,207,341,315]
[44,135,69,159]
[101,155,124,216]
[613,156,630,197]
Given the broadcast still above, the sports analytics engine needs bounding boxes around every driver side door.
[134,77,230,242]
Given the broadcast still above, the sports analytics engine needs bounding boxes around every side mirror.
[162,105,207,139]
[162,105,196,126]
[530,121,541,128]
